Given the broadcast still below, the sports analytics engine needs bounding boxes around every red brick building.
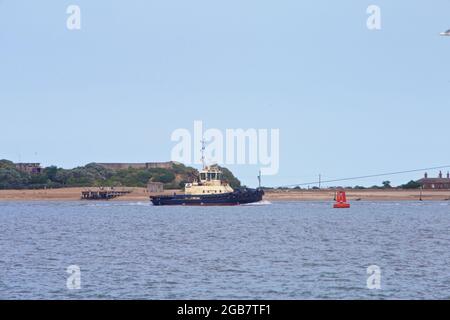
[15,163,42,174]
[417,171,450,189]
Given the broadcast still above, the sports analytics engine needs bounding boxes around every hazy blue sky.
[1,1,449,187]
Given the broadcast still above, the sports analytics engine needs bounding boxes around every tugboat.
[150,142,264,206]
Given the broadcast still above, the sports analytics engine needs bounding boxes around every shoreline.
[0,188,449,202]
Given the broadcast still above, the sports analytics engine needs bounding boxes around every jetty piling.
[81,188,132,200]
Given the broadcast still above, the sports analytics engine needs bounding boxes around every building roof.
[417,178,450,184]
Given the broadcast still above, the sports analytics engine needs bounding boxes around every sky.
[1,0,450,188]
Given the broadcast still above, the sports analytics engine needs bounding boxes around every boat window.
[200,173,206,180]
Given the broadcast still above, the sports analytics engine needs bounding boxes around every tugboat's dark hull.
[150,188,264,206]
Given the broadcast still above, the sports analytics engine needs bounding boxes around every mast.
[200,139,206,170]
[257,170,262,188]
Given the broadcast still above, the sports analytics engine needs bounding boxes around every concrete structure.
[15,163,42,174]
[97,162,175,170]
[417,171,450,189]
[147,182,164,193]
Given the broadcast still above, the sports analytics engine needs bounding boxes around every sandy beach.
[0,188,172,202]
[263,189,450,201]
[0,188,449,202]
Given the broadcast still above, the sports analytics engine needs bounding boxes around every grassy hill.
[0,160,241,190]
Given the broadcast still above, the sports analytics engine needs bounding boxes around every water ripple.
[1,201,450,299]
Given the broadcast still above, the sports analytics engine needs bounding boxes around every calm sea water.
[1,200,450,300]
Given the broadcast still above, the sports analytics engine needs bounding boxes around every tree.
[44,166,58,181]
[0,159,243,190]
[0,167,29,189]
[400,180,422,189]
[382,181,392,189]
[218,166,241,189]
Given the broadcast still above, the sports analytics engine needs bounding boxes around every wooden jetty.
[81,188,132,200]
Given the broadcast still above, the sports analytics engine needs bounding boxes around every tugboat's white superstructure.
[185,165,234,195]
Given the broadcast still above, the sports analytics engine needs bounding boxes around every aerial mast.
[200,139,206,170]
[257,170,262,188]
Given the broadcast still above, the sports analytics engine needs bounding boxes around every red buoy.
[333,190,350,208]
